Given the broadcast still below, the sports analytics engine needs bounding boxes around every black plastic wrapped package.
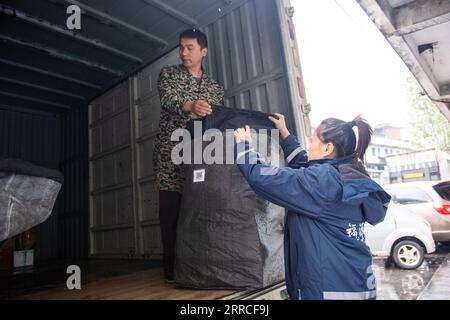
[174,106,286,289]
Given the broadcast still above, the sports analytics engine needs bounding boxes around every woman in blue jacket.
[233,114,391,300]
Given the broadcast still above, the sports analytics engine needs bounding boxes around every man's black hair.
[179,28,208,49]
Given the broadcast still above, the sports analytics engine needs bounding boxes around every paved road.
[373,243,450,300]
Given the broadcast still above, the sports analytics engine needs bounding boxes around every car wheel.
[392,240,424,270]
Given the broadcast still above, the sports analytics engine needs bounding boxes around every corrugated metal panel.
[0,107,61,168]
[88,48,179,259]
[89,81,135,258]
[58,107,89,260]
[202,0,296,133]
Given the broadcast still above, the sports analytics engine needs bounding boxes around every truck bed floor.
[19,267,236,300]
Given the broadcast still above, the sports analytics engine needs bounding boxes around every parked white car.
[365,204,436,269]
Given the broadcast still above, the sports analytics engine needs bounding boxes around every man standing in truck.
[154,29,224,283]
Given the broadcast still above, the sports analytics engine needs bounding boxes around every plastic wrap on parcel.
[175,106,286,289]
[0,159,63,241]
[186,104,278,135]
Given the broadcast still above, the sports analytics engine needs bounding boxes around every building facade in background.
[366,124,414,184]
[386,149,450,184]
[366,136,413,184]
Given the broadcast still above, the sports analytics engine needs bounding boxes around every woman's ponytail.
[352,115,373,162]
[317,115,373,162]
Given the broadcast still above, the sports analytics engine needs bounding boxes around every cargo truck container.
[0,0,311,299]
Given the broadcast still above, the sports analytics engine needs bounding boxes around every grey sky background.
[292,0,414,128]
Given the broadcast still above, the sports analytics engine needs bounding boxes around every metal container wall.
[58,108,89,260]
[89,82,135,258]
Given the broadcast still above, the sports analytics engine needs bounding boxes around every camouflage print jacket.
[154,64,224,193]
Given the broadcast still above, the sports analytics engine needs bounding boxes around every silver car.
[365,204,436,269]
[383,181,450,243]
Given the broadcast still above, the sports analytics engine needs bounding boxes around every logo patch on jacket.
[346,223,365,242]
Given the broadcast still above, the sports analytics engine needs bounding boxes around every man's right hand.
[183,100,212,117]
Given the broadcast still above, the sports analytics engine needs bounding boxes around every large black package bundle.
[0,158,63,242]
[175,106,286,289]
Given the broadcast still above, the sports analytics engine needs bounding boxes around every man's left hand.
[234,125,252,144]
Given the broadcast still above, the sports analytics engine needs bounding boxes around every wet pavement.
[373,243,450,300]
[418,253,450,300]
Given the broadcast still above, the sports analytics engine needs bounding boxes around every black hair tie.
[348,120,356,127]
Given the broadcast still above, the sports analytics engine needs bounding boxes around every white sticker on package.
[193,169,205,183]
